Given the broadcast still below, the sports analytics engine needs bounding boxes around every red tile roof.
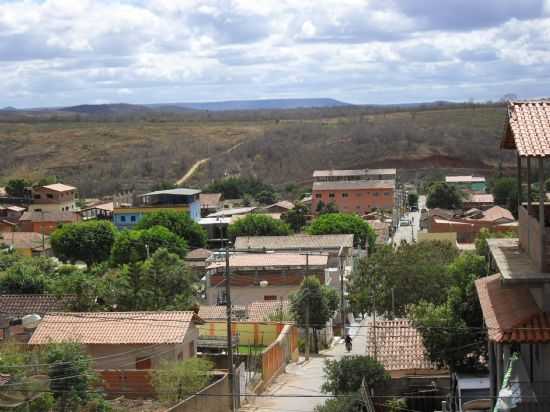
[366,319,441,374]
[475,274,550,343]
[198,305,245,320]
[502,100,550,157]
[0,294,74,317]
[206,253,328,270]
[29,311,201,345]
[246,301,291,322]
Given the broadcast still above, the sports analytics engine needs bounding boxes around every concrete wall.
[206,284,300,306]
[165,373,231,412]
[260,325,299,389]
[312,188,394,215]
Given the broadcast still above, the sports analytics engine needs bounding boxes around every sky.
[2,0,550,107]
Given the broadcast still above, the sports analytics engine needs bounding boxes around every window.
[315,193,322,199]
[120,216,126,222]
[34,195,41,200]
[35,208,42,212]
[373,192,380,197]
[264,295,277,301]
[46,194,53,199]
[130,215,136,222]
[383,192,390,196]
[329,193,335,198]
[342,193,348,198]
[136,357,152,369]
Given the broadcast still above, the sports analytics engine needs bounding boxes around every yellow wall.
[198,322,283,346]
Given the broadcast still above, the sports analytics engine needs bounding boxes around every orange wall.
[311,188,394,214]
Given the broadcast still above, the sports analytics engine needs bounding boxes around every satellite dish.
[22,314,41,330]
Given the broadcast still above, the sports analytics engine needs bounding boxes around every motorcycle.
[345,341,352,352]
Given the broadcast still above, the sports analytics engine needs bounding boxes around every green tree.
[314,397,364,412]
[111,226,188,265]
[322,285,339,313]
[152,358,213,403]
[5,179,31,197]
[321,355,388,395]
[135,210,207,248]
[0,260,48,294]
[282,203,309,232]
[306,213,376,250]
[407,192,419,207]
[255,189,277,205]
[113,248,195,310]
[491,176,519,216]
[51,221,117,266]
[291,276,331,353]
[426,182,463,209]
[205,177,275,200]
[319,202,338,215]
[228,214,291,240]
[475,227,515,258]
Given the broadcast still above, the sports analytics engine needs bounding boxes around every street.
[242,318,367,412]
[392,195,424,246]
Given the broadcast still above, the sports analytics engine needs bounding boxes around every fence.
[99,370,153,397]
[164,373,231,412]
[260,324,299,387]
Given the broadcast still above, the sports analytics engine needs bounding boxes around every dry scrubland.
[0,105,511,196]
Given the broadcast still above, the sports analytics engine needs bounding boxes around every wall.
[260,325,299,387]
[312,188,394,215]
[28,202,76,213]
[113,206,190,229]
[99,370,153,397]
[206,284,301,306]
[199,321,284,346]
[165,373,231,412]
[417,232,457,244]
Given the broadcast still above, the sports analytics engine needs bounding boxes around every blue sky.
[1,0,550,107]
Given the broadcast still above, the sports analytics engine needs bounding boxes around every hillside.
[0,104,512,197]
[151,98,351,111]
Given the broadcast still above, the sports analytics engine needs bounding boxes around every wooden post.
[517,154,523,213]
[539,157,545,272]
[527,157,532,215]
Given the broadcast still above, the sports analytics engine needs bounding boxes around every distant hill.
[60,103,153,115]
[150,98,352,111]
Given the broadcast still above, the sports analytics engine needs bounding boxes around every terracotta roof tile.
[0,294,74,317]
[246,301,291,322]
[502,101,550,157]
[41,183,76,192]
[206,253,328,270]
[366,319,440,372]
[29,311,201,345]
[475,274,550,343]
[198,305,246,320]
[185,248,213,260]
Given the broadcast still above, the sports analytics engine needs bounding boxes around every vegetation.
[475,227,516,258]
[281,202,309,232]
[5,178,31,197]
[227,213,291,240]
[134,210,207,248]
[51,220,117,266]
[491,176,518,215]
[348,241,459,317]
[152,357,213,403]
[204,176,277,202]
[314,397,364,412]
[426,182,463,209]
[306,213,376,250]
[321,355,388,395]
[111,225,188,265]
[407,192,419,207]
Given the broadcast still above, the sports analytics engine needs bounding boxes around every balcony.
[519,203,550,272]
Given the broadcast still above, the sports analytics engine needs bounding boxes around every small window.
[342,193,348,198]
[264,295,277,301]
[384,192,390,196]
[136,357,152,370]
[34,194,41,200]
[120,216,126,222]
[46,194,53,199]
[130,215,136,222]
[315,193,322,199]
[373,192,380,197]
[329,193,335,198]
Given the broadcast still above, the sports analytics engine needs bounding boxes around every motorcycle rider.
[344,334,353,351]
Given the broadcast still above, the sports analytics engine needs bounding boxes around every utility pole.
[372,292,377,361]
[305,296,310,362]
[339,250,345,336]
[225,246,235,411]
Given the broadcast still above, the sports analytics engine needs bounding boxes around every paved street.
[392,195,425,246]
[243,319,367,412]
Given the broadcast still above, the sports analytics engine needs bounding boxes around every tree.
[314,397,364,412]
[135,210,207,248]
[321,355,388,395]
[282,203,308,232]
[322,285,339,313]
[318,202,338,215]
[306,213,376,250]
[5,179,31,197]
[491,176,518,216]
[475,227,515,258]
[111,225,188,265]
[227,214,291,240]
[51,221,117,266]
[113,248,196,311]
[426,182,463,209]
[152,358,213,403]
[204,176,276,200]
[0,260,48,294]
[407,192,419,207]
[409,252,488,373]
[255,189,277,205]
[291,276,331,353]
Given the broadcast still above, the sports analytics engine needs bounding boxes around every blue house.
[113,188,201,229]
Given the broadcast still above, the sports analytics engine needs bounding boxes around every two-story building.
[445,175,487,193]
[477,100,550,410]
[112,188,201,229]
[313,168,397,182]
[205,253,328,306]
[28,183,78,213]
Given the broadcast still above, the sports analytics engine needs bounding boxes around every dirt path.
[174,141,246,186]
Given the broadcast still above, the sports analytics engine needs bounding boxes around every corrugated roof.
[263,201,295,211]
[41,183,76,192]
[0,294,74,317]
[235,234,354,250]
[207,253,328,270]
[475,274,550,343]
[312,180,395,191]
[29,311,201,345]
[467,194,495,203]
[366,319,441,373]
[502,100,550,157]
[313,169,367,177]
[140,188,201,197]
[200,193,223,208]
[445,176,486,183]
[207,207,257,217]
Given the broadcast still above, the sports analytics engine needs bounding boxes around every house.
[205,253,328,306]
[113,188,201,229]
[207,206,257,218]
[0,232,51,257]
[28,183,78,213]
[29,311,204,369]
[234,234,354,269]
[79,201,114,221]
[199,216,231,248]
[463,193,495,210]
[445,175,487,193]
[200,193,223,217]
[18,211,80,235]
[370,220,391,245]
[475,100,550,410]
[261,201,295,214]
[311,180,395,215]
[313,168,397,182]
[0,294,74,341]
[0,205,26,226]
[198,301,290,322]
[184,248,213,274]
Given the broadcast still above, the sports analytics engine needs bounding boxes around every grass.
[236,345,266,355]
